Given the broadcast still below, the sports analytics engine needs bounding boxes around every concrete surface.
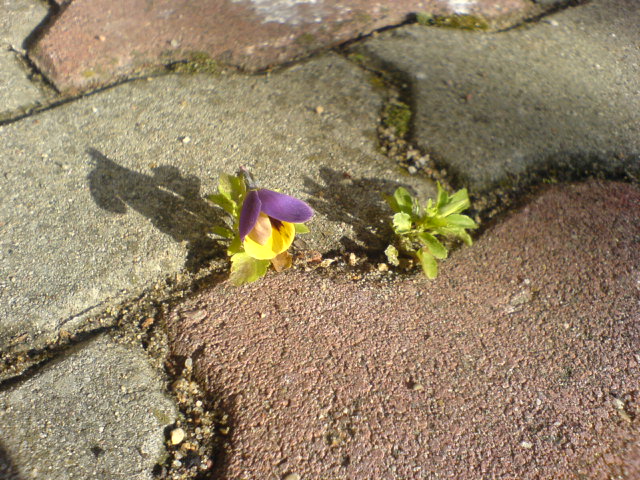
[0,53,435,354]
[27,0,551,94]
[0,334,177,480]
[0,0,49,117]
[352,0,640,192]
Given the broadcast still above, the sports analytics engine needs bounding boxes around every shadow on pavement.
[87,148,226,272]
[303,166,416,253]
[0,443,21,480]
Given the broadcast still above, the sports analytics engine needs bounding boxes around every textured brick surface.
[169,180,640,479]
[28,0,543,93]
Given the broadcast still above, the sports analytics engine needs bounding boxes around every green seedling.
[385,183,477,279]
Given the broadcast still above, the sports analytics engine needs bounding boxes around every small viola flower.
[239,189,313,260]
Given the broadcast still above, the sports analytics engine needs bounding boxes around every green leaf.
[208,193,236,215]
[416,248,438,279]
[446,214,477,229]
[217,174,234,198]
[431,225,474,246]
[417,232,448,259]
[384,193,398,213]
[458,231,473,246]
[218,173,247,205]
[227,236,243,256]
[439,188,470,217]
[294,223,310,234]
[385,244,400,266]
[419,214,447,230]
[435,183,449,210]
[393,187,414,214]
[392,212,412,233]
[228,174,246,203]
[229,252,270,286]
[211,225,234,239]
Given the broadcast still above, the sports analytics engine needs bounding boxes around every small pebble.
[283,473,301,480]
[521,441,533,449]
[171,428,186,445]
[407,166,417,174]
[181,136,191,144]
[618,409,632,423]
[378,263,389,272]
[315,106,324,115]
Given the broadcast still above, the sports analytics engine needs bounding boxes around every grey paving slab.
[352,0,640,192]
[0,53,435,353]
[0,0,47,45]
[1,0,50,117]
[0,334,177,480]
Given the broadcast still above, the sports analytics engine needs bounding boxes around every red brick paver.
[30,0,539,93]
[169,180,640,479]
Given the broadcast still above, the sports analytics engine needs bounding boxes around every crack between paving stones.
[0,264,229,478]
[55,298,113,328]
[0,73,167,126]
[0,326,113,390]
[2,3,632,477]
[337,32,640,240]
[498,0,592,33]
[1,1,575,126]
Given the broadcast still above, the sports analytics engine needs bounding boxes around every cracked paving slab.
[1,0,51,117]
[0,53,435,353]
[351,0,640,193]
[0,334,177,480]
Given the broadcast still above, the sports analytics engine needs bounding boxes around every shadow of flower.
[0,442,21,480]
[303,166,416,252]
[87,148,226,271]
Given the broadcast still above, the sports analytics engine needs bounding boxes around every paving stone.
[26,0,557,94]
[168,180,640,479]
[0,334,177,480]
[0,0,48,45]
[352,0,640,193]
[0,0,50,117]
[0,53,434,353]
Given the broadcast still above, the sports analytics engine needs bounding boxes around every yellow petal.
[244,219,295,260]
[271,220,295,255]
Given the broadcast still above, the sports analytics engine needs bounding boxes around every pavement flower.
[239,189,313,260]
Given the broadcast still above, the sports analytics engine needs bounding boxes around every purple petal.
[239,190,262,240]
[257,189,314,223]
